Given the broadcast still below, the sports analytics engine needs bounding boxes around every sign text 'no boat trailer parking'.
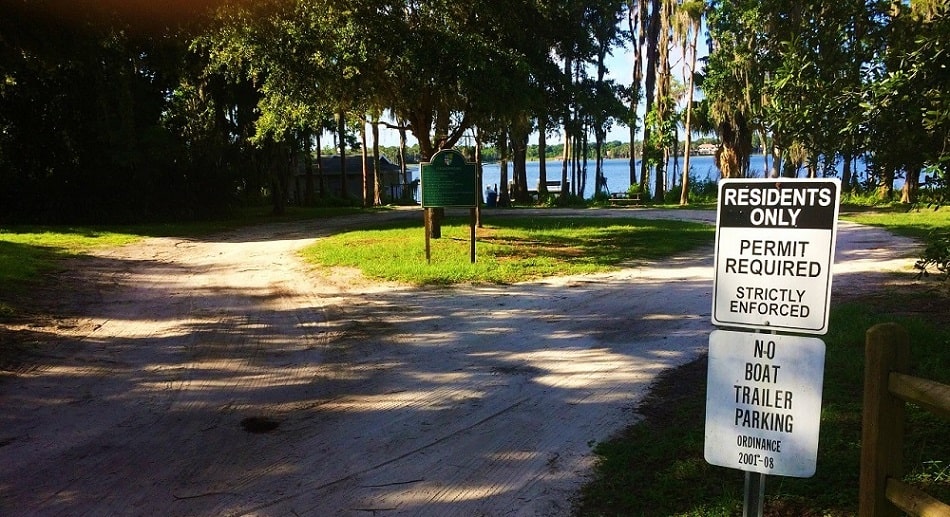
[712,178,841,335]
[704,330,826,477]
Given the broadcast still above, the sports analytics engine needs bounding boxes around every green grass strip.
[300,216,715,286]
[841,205,950,240]
[0,228,140,285]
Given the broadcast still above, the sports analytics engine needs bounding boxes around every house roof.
[316,155,401,174]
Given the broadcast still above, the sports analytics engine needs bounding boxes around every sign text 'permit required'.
[712,178,840,334]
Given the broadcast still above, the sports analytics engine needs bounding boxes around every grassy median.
[299,216,714,285]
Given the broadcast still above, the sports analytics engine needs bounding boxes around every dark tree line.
[0,1,634,221]
[2,1,947,224]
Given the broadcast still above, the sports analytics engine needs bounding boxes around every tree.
[854,1,950,202]
[675,0,705,204]
[760,1,868,183]
[587,1,628,197]
[0,2,245,222]
[703,0,763,179]
[640,0,662,190]
[651,0,676,201]
[626,1,647,188]
[703,0,948,203]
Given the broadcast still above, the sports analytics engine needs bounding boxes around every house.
[696,143,719,156]
[289,154,416,204]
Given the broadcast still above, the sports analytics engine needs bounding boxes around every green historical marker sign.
[421,149,477,208]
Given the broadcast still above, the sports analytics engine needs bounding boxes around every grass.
[0,228,142,317]
[300,216,715,285]
[575,302,950,516]
[0,205,367,317]
[841,204,950,240]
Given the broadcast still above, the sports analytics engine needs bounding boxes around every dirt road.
[0,208,917,516]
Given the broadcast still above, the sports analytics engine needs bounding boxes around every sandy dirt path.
[0,208,917,516]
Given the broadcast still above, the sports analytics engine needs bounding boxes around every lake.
[480,155,875,199]
[410,154,876,201]
[480,156,719,198]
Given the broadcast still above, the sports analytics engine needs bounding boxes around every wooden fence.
[859,323,950,517]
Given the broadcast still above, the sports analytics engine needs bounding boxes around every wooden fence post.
[859,323,910,517]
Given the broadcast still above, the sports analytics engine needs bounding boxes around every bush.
[689,177,720,203]
[659,175,719,205]
[919,164,949,207]
[590,192,612,206]
[915,229,950,280]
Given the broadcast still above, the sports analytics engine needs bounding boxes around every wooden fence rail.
[859,323,950,517]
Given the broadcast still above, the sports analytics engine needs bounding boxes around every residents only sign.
[712,178,841,334]
[704,330,826,477]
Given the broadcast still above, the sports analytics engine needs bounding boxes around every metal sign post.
[744,471,766,517]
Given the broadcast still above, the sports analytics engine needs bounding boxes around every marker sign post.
[420,149,478,264]
[712,178,840,334]
[704,330,826,477]
[421,149,477,209]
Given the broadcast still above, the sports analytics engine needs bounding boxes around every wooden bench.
[528,181,569,201]
[542,180,565,193]
[608,192,642,207]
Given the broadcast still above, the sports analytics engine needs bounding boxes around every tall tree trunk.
[877,169,895,200]
[560,132,570,202]
[511,115,530,203]
[475,128,483,226]
[595,31,609,197]
[640,0,661,193]
[337,109,348,200]
[770,140,783,178]
[581,127,590,197]
[628,1,645,189]
[316,131,325,198]
[538,117,548,198]
[680,21,699,203]
[717,111,752,179]
[372,117,382,206]
[561,55,572,202]
[653,0,672,202]
[304,130,314,206]
[900,169,919,203]
[498,130,510,207]
[361,122,369,207]
[399,122,414,201]
[841,153,853,194]
[272,140,290,216]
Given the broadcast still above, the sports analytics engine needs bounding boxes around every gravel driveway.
[0,208,917,516]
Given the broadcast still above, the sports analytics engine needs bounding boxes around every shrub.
[915,229,950,280]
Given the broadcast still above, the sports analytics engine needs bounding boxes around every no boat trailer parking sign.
[712,178,841,334]
[704,330,826,477]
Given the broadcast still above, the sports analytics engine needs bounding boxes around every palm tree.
[674,0,705,204]
[626,1,646,188]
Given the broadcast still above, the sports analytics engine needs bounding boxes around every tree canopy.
[1,0,948,222]
[702,0,949,202]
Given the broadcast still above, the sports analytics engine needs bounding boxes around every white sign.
[704,330,825,477]
[712,178,841,334]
